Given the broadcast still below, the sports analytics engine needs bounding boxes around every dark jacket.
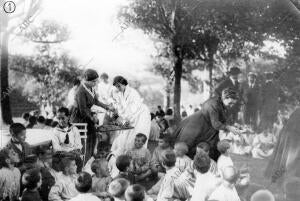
[174,97,228,159]
[214,78,241,98]
[243,82,260,109]
[70,84,107,124]
[5,139,32,167]
[260,81,279,116]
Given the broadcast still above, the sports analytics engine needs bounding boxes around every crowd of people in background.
[0,67,298,201]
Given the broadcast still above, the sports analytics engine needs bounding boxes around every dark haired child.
[5,123,32,168]
[69,172,101,201]
[196,142,219,176]
[48,157,79,201]
[21,168,42,201]
[115,155,136,184]
[156,150,182,201]
[126,133,151,181]
[0,148,21,201]
[150,134,173,178]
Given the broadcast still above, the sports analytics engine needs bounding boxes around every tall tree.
[119,0,273,122]
[0,0,42,124]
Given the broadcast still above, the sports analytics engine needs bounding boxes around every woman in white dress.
[110,76,151,156]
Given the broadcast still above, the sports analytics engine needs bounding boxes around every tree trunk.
[173,56,183,124]
[208,54,214,97]
[1,31,13,125]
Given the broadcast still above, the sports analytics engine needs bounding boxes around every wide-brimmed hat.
[227,67,241,75]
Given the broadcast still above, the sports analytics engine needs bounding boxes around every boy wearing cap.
[243,72,260,130]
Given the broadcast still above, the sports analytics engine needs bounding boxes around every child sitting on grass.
[150,134,173,178]
[91,158,112,195]
[48,156,79,201]
[174,142,192,172]
[126,133,152,181]
[21,168,42,201]
[108,178,130,201]
[115,155,135,184]
[0,148,21,201]
[196,142,219,176]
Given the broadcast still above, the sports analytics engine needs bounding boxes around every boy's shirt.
[175,155,192,172]
[5,139,32,167]
[151,146,173,171]
[52,125,82,152]
[190,171,221,201]
[217,154,234,176]
[0,167,21,201]
[48,174,78,201]
[156,167,182,201]
[208,182,241,201]
[126,147,151,173]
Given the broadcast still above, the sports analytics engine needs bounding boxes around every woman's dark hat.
[227,67,241,75]
[84,69,99,81]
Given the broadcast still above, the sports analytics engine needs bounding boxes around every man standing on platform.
[215,67,242,125]
[260,72,279,132]
[243,72,260,130]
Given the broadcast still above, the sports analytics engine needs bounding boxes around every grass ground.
[147,141,284,201]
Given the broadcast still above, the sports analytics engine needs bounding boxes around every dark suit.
[174,97,228,161]
[260,81,279,130]
[214,78,242,124]
[5,139,32,168]
[243,82,260,129]
[70,84,107,160]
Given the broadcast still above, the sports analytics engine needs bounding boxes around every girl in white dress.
[110,76,151,156]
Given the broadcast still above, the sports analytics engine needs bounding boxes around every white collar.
[82,83,95,98]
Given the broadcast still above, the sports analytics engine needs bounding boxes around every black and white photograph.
[1,0,300,201]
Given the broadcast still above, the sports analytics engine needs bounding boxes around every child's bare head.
[22,168,42,190]
[125,184,145,201]
[174,142,188,157]
[193,152,211,174]
[250,190,275,201]
[162,150,176,168]
[222,166,239,184]
[217,140,231,154]
[91,158,109,177]
[108,178,130,199]
[196,142,210,155]
[134,133,147,149]
[158,134,172,149]
[116,155,131,172]
[0,147,20,168]
[61,157,77,175]
[75,172,92,193]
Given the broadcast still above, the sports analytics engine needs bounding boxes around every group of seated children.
[220,128,277,159]
[21,112,59,130]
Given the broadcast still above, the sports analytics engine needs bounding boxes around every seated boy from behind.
[21,168,42,201]
[115,155,135,184]
[48,156,79,201]
[156,150,182,201]
[126,133,152,181]
[0,147,21,201]
[196,142,219,176]
[174,142,192,172]
[125,184,153,201]
[150,134,173,177]
[70,172,101,201]
[108,178,130,201]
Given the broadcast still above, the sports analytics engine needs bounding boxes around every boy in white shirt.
[217,140,234,175]
[208,166,241,201]
[52,107,83,172]
[174,142,192,172]
[190,152,221,201]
